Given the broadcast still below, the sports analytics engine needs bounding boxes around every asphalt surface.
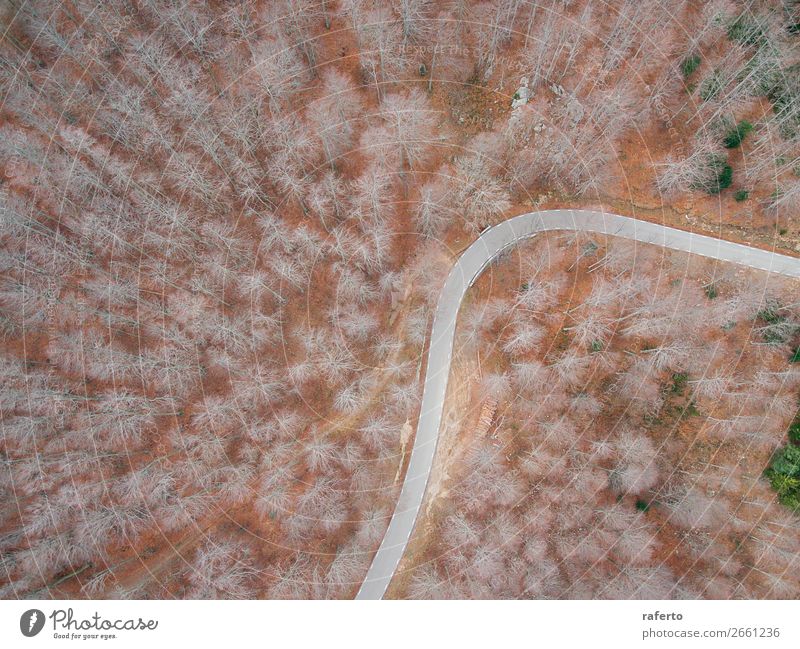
[356,209,800,600]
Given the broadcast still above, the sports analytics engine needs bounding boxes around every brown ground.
[392,232,800,599]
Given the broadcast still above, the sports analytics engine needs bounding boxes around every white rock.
[511,86,530,109]
[564,97,584,124]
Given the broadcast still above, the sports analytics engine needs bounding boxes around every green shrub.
[766,444,800,510]
[756,301,798,344]
[758,303,783,323]
[704,283,718,299]
[768,65,800,139]
[728,15,766,46]
[717,164,733,191]
[734,189,749,201]
[723,120,754,148]
[789,419,800,445]
[773,444,800,474]
[671,372,688,394]
[635,499,650,512]
[739,48,782,97]
[791,346,800,363]
[699,71,723,101]
[691,154,733,194]
[681,54,701,78]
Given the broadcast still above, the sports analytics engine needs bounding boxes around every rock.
[549,83,565,97]
[564,97,584,125]
[511,86,530,109]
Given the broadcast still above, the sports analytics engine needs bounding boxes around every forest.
[395,234,800,598]
[0,0,799,598]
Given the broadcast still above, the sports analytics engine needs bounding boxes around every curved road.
[356,209,800,600]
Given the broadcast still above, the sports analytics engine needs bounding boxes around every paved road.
[355,209,800,600]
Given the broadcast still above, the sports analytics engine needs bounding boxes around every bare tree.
[353,5,407,99]
[655,134,726,196]
[311,69,364,170]
[395,0,432,45]
[251,35,309,112]
[380,88,437,171]
[187,541,259,599]
[453,154,511,232]
[414,178,453,237]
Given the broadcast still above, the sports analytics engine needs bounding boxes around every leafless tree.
[655,134,726,196]
[187,541,260,599]
[251,35,309,112]
[352,5,407,99]
[311,69,364,170]
[380,88,437,171]
[453,154,511,232]
[414,178,453,237]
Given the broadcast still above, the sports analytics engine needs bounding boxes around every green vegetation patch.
[788,418,800,445]
[734,189,749,201]
[716,164,733,191]
[766,444,800,510]
[691,154,733,194]
[699,71,723,101]
[681,54,701,78]
[756,301,798,345]
[723,120,753,148]
[758,304,783,323]
[662,372,700,420]
[671,372,689,394]
[767,63,800,139]
[727,15,767,46]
